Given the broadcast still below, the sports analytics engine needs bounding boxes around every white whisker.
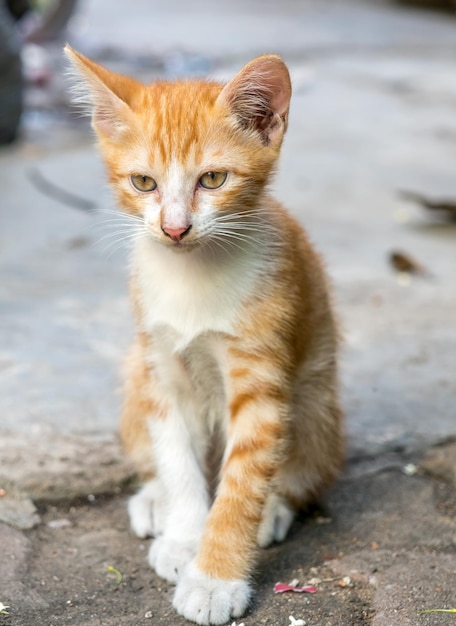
[208,233,246,253]
[95,228,142,245]
[102,230,147,259]
[83,206,147,259]
[213,224,282,248]
[101,231,138,251]
[211,209,284,246]
[95,208,144,223]
[214,230,264,247]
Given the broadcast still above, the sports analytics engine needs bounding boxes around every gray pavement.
[0,1,456,625]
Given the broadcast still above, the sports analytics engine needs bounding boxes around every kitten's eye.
[199,171,227,190]
[131,174,157,192]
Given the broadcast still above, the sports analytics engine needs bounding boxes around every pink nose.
[161,225,191,242]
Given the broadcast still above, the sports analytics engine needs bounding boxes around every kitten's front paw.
[128,480,166,539]
[149,536,197,583]
[173,562,251,625]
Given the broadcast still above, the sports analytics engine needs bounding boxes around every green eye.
[131,174,157,192]
[199,171,227,189]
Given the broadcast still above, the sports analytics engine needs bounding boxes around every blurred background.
[1,0,455,463]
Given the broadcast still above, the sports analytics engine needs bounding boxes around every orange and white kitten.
[65,46,343,626]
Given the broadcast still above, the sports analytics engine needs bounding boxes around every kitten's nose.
[161,224,192,242]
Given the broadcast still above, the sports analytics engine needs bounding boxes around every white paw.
[257,493,295,548]
[173,561,251,625]
[149,535,198,583]
[128,480,166,539]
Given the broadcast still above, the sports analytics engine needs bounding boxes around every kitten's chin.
[154,237,202,255]
[168,244,198,255]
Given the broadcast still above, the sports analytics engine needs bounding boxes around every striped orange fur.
[66,46,344,625]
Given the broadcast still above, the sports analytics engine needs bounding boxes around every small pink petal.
[274,582,317,594]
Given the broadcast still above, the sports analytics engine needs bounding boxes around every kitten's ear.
[64,44,137,137]
[217,55,291,146]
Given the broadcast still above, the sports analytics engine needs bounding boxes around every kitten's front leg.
[122,336,209,581]
[148,407,210,583]
[174,349,288,625]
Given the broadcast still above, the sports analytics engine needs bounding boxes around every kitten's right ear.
[217,54,292,147]
[64,44,136,137]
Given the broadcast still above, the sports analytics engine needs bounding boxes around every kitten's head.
[65,46,291,253]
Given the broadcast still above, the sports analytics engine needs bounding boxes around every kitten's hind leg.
[257,492,295,548]
[128,479,167,539]
[267,375,343,546]
[259,367,343,549]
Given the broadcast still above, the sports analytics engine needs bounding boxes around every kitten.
[65,46,344,626]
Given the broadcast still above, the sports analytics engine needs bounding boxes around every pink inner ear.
[93,108,118,135]
[269,86,289,118]
[92,91,128,135]
[88,78,133,137]
[247,57,291,118]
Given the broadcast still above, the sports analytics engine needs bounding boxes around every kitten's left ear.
[64,44,138,137]
[217,55,292,147]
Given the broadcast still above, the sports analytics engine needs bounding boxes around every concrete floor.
[0,1,455,624]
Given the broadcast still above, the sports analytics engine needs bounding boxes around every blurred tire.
[0,2,23,144]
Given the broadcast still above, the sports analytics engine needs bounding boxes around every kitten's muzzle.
[161,224,192,243]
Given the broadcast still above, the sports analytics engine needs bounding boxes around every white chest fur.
[132,237,269,351]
